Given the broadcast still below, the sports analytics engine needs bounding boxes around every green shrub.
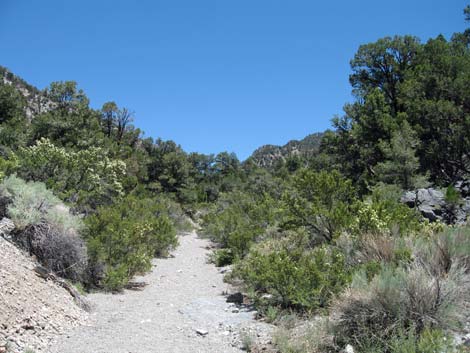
[0,155,18,181]
[201,191,279,262]
[354,183,423,236]
[158,195,194,233]
[282,169,356,244]
[210,248,234,267]
[445,185,462,206]
[16,138,126,212]
[388,328,455,353]
[237,236,350,312]
[0,175,87,281]
[85,195,177,290]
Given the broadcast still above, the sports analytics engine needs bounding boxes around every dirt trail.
[48,231,272,353]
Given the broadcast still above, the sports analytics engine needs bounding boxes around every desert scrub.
[0,175,83,230]
[282,169,357,244]
[0,175,87,281]
[16,138,126,213]
[354,183,423,236]
[331,262,470,352]
[209,248,235,267]
[236,235,351,312]
[85,194,177,290]
[413,226,470,275]
[273,317,333,353]
[158,194,194,233]
[200,191,279,263]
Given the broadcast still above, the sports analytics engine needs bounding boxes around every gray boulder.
[401,188,445,222]
[455,180,470,198]
[401,185,470,224]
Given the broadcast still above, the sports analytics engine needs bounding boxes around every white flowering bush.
[16,138,126,211]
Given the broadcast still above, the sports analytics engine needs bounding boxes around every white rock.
[196,329,208,336]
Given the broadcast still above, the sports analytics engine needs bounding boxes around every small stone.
[226,292,244,304]
[232,309,240,313]
[196,329,208,336]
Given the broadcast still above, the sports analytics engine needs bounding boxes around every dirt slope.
[0,236,87,353]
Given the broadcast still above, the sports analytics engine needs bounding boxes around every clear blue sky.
[0,1,466,159]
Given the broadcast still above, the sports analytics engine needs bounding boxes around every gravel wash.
[48,231,272,353]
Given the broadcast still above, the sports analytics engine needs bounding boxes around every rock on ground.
[48,231,273,353]
[401,186,470,224]
[0,236,87,353]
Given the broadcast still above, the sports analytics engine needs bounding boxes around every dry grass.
[16,222,87,282]
[332,262,470,349]
[356,233,398,263]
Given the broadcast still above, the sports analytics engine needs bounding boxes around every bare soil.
[48,231,272,353]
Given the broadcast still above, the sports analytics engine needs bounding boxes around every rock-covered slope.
[0,66,53,120]
[249,132,323,168]
[0,232,88,353]
[401,181,470,224]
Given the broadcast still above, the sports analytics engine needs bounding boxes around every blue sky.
[0,1,466,159]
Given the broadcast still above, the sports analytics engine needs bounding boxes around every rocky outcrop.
[1,66,54,120]
[249,132,324,168]
[401,183,470,224]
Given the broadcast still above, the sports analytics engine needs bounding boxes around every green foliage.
[350,35,420,111]
[0,175,82,231]
[387,328,455,353]
[0,81,28,148]
[282,169,356,243]
[353,183,423,236]
[201,191,279,261]
[445,185,462,206]
[210,248,235,267]
[0,155,18,181]
[147,139,193,198]
[31,82,105,149]
[376,121,428,190]
[2,12,470,351]
[17,138,126,212]
[324,29,470,186]
[0,176,87,281]
[46,81,89,109]
[238,236,350,312]
[85,194,177,290]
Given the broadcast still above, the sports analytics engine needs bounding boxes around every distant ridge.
[249,132,324,168]
[0,65,53,120]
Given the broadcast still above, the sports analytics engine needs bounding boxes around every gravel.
[0,236,87,353]
[48,231,273,353]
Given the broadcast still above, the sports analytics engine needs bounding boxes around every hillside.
[249,132,323,168]
[0,66,53,120]
[0,233,88,353]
